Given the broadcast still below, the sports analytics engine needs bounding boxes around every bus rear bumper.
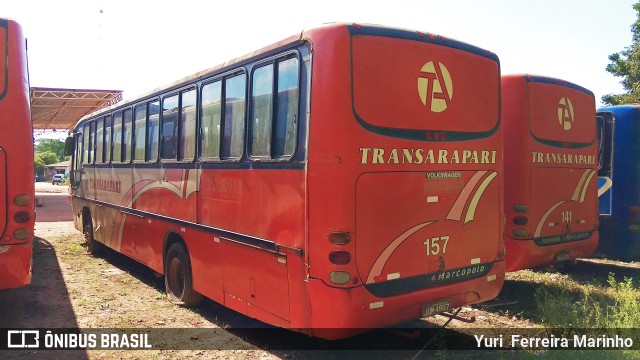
[504,232,599,272]
[305,260,505,339]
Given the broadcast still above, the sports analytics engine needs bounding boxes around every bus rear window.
[351,35,499,134]
[528,82,595,144]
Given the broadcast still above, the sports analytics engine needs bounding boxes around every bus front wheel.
[83,224,102,256]
[164,243,202,307]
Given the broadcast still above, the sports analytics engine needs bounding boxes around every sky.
[5,0,638,113]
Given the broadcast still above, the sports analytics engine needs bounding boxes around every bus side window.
[249,56,299,159]
[82,122,94,164]
[275,57,299,157]
[200,80,222,159]
[147,100,160,162]
[179,89,197,161]
[251,64,274,157]
[123,109,133,163]
[162,94,178,160]
[104,115,112,163]
[96,118,104,163]
[112,111,123,163]
[222,73,246,159]
[134,103,147,162]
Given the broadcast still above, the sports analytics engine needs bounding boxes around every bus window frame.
[112,110,124,164]
[146,98,161,164]
[133,101,149,164]
[198,67,247,164]
[122,108,133,164]
[199,79,223,162]
[96,117,105,164]
[160,86,198,164]
[248,50,301,163]
[178,87,198,163]
[82,121,95,165]
[104,114,113,164]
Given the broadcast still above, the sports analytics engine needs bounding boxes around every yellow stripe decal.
[464,172,497,224]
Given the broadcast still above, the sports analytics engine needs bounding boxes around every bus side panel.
[0,243,32,289]
[198,169,305,249]
[220,241,291,323]
[600,106,640,258]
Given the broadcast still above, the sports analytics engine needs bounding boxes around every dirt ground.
[1,182,636,358]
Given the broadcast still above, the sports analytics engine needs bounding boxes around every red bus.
[67,23,504,339]
[502,75,598,271]
[0,18,34,290]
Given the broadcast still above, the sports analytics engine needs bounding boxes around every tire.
[83,224,102,256]
[164,243,202,307]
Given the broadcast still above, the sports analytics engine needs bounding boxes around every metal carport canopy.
[30,87,123,130]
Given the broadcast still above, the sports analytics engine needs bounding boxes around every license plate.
[556,250,571,262]
[422,300,451,317]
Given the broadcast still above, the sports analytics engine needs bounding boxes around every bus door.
[597,113,614,216]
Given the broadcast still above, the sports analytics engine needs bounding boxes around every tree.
[35,151,59,166]
[34,157,45,177]
[603,2,640,105]
[34,139,66,161]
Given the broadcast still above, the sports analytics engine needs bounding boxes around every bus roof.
[75,23,499,127]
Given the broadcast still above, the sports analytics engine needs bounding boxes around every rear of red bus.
[502,75,598,272]
[303,24,504,338]
[0,18,34,290]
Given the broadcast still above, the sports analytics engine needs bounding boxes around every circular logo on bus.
[417,61,453,113]
[557,97,574,131]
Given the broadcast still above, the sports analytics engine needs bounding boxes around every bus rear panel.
[502,75,598,271]
[0,18,34,290]
[304,25,504,337]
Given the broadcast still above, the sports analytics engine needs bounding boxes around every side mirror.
[64,136,74,157]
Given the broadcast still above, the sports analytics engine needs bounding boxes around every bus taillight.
[329,251,351,265]
[328,231,351,245]
[513,204,528,213]
[14,211,30,223]
[329,271,351,285]
[13,194,30,206]
[513,229,529,239]
[513,216,528,225]
[13,228,29,240]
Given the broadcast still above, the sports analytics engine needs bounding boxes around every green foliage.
[603,2,640,105]
[35,151,59,165]
[34,157,45,176]
[34,139,66,161]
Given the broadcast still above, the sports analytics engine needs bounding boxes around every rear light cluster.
[328,231,356,285]
[4,194,32,242]
[512,204,529,239]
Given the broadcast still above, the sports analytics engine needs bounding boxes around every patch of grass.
[534,274,640,358]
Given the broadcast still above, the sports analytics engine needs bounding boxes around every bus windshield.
[351,35,499,135]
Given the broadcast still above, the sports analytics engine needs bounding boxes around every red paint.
[70,24,505,339]
[0,19,34,290]
[502,75,599,271]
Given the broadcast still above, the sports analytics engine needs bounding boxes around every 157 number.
[424,236,450,256]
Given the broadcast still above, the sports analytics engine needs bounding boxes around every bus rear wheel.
[83,224,102,256]
[164,243,202,307]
